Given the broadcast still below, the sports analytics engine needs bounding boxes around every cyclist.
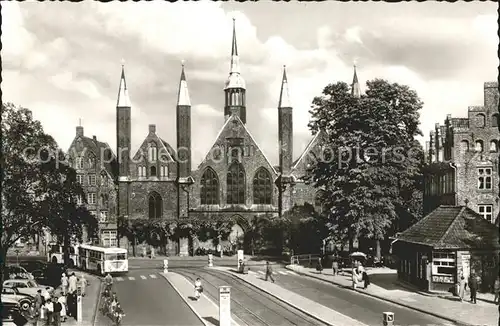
[104,273,113,291]
[113,303,125,325]
[194,278,203,300]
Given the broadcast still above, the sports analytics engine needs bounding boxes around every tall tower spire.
[117,63,131,108]
[351,64,361,98]
[224,18,247,123]
[278,65,293,175]
[177,62,191,106]
[279,65,292,108]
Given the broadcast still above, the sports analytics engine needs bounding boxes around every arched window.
[88,154,96,169]
[200,168,219,205]
[148,192,163,219]
[475,140,484,152]
[460,140,469,152]
[492,114,499,128]
[490,140,498,152]
[227,162,245,204]
[150,166,157,177]
[138,166,146,177]
[253,168,272,204]
[148,142,158,162]
[476,113,486,128]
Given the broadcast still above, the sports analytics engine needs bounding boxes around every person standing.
[58,293,67,322]
[79,274,88,297]
[469,273,478,304]
[458,275,467,301]
[316,257,323,274]
[45,296,54,326]
[265,261,275,283]
[358,262,370,289]
[60,273,69,296]
[332,258,339,276]
[194,278,203,300]
[42,287,51,303]
[68,272,78,294]
[352,262,359,289]
[34,289,43,318]
[52,296,62,326]
[493,276,500,304]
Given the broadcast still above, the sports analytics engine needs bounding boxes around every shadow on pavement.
[188,296,198,301]
[369,273,412,292]
[203,316,219,326]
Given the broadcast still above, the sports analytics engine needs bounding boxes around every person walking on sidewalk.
[352,262,360,289]
[52,296,62,326]
[194,278,203,300]
[79,274,88,297]
[493,276,500,303]
[332,258,339,276]
[60,273,69,296]
[265,261,275,283]
[58,293,67,322]
[469,273,478,304]
[316,257,323,274]
[458,275,467,301]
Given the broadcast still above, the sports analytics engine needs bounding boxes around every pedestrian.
[58,293,67,322]
[332,258,339,276]
[316,257,323,274]
[79,274,88,297]
[53,296,62,326]
[61,273,69,295]
[352,262,359,289]
[358,262,370,289]
[265,261,275,283]
[494,276,500,304]
[459,275,467,301]
[45,295,54,326]
[469,273,478,304]
[34,289,43,316]
[194,278,203,300]
[68,272,78,294]
[42,287,51,303]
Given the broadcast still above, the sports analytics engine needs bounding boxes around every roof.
[79,244,127,253]
[396,205,500,250]
[79,136,118,180]
[132,133,176,163]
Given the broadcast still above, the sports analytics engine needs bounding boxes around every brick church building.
[67,20,355,255]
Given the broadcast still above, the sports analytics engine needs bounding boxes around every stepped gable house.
[67,20,363,254]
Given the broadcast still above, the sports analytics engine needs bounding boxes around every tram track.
[175,267,328,326]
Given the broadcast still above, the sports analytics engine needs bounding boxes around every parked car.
[3,279,53,298]
[1,297,20,322]
[1,287,33,311]
[4,265,33,280]
[19,260,48,273]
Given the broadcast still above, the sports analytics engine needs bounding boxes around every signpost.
[219,286,231,326]
[383,312,394,326]
[163,259,168,273]
[237,250,244,270]
[208,254,213,267]
[77,286,82,323]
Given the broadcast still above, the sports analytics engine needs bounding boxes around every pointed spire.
[351,64,361,98]
[177,61,191,106]
[225,18,245,90]
[117,62,131,107]
[279,65,292,108]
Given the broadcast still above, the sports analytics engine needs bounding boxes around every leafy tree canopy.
[307,80,424,247]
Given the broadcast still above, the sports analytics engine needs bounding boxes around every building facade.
[67,21,357,253]
[423,82,500,224]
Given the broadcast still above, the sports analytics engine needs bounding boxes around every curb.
[215,267,359,326]
[159,272,211,326]
[286,266,478,326]
[91,278,104,326]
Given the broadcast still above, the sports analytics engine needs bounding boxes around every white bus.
[77,244,128,275]
[47,242,79,267]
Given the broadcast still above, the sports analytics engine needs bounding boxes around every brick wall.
[126,180,178,220]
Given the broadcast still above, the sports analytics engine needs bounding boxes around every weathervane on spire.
[78,118,82,126]
[181,59,185,67]
[121,58,126,67]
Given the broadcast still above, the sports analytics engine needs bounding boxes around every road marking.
[258,270,265,274]
[128,276,135,281]
[248,270,257,275]
[140,275,147,280]
[150,274,157,279]
[278,271,287,275]
[115,277,124,281]
[287,271,298,276]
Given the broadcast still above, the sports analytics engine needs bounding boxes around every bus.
[47,242,79,267]
[77,244,128,275]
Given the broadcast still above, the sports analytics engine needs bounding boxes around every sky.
[3,1,498,167]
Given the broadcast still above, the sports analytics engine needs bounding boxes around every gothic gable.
[291,130,328,180]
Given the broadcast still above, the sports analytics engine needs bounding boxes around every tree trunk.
[63,232,71,266]
[0,246,7,286]
[376,239,382,261]
[348,227,354,252]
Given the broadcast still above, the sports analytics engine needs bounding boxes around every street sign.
[219,286,231,326]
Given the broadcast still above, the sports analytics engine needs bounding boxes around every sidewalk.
[212,266,368,326]
[287,264,497,326]
[161,272,240,326]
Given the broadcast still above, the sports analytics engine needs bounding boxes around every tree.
[286,203,330,254]
[245,215,268,256]
[1,103,98,273]
[307,80,423,259]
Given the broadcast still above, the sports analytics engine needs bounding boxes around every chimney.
[92,135,97,141]
[446,114,452,120]
[76,126,84,137]
[149,124,156,133]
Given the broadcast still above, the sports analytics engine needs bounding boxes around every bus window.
[105,253,126,260]
[118,253,127,260]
